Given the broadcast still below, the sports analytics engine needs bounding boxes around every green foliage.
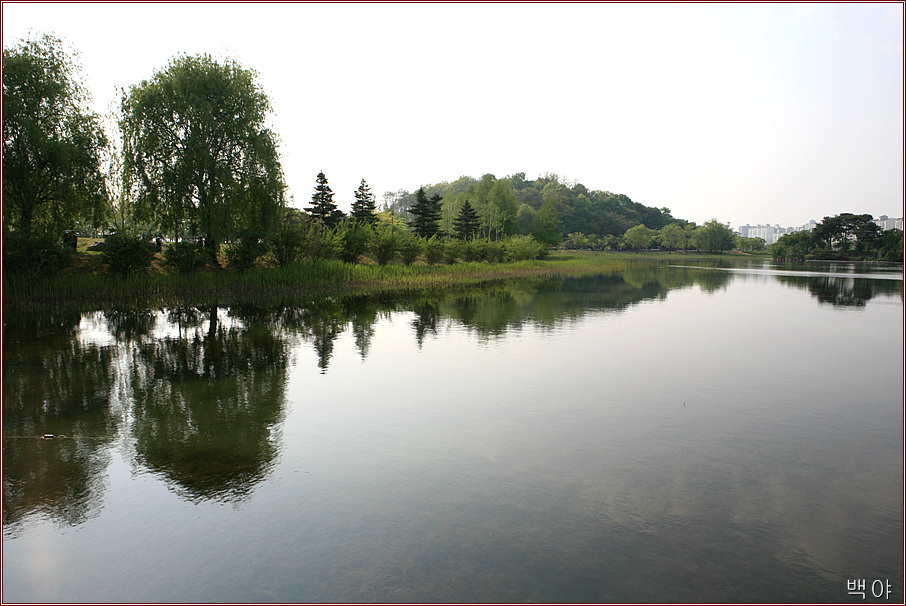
[3,34,109,236]
[163,241,209,274]
[564,232,598,250]
[877,229,903,262]
[398,235,423,265]
[462,238,488,262]
[853,220,882,252]
[504,235,547,261]
[333,220,371,264]
[623,224,656,251]
[516,204,536,235]
[485,240,507,263]
[809,213,888,254]
[306,171,344,228]
[692,220,735,253]
[101,233,155,277]
[453,199,481,240]
[423,236,445,265]
[735,235,766,252]
[369,224,399,265]
[531,199,562,246]
[409,187,442,238]
[121,53,285,249]
[2,231,73,275]
[659,223,689,251]
[443,239,462,265]
[267,209,307,267]
[266,209,332,267]
[382,172,677,242]
[225,235,268,271]
[350,179,378,224]
[600,234,624,251]
[466,175,518,241]
[485,179,518,239]
[774,215,895,260]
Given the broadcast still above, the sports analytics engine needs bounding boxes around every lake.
[3,257,903,603]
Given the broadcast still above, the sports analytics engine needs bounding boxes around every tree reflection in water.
[3,260,899,529]
[130,305,288,502]
[3,311,118,531]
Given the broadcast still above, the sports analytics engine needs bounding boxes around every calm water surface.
[3,258,903,603]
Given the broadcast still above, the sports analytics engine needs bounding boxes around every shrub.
[3,232,73,275]
[443,240,462,265]
[225,237,268,271]
[423,236,445,265]
[101,233,155,277]
[504,235,547,261]
[334,221,371,264]
[268,212,308,267]
[369,225,400,265]
[462,239,488,262]
[398,235,423,265]
[485,240,507,263]
[267,211,340,266]
[164,241,209,274]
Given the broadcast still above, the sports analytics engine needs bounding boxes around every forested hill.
[379,172,678,241]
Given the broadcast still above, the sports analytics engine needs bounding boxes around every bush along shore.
[4,244,648,312]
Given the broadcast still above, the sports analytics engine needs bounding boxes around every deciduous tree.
[121,54,285,260]
[531,199,562,246]
[623,224,656,251]
[659,223,689,252]
[3,34,108,236]
[693,219,735,253]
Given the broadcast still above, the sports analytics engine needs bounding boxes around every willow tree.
[121,54,285,259]
[3,34,108,236]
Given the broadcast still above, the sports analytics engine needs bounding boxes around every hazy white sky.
[3,2,903,229]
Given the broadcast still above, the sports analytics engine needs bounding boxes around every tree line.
[0,36,557,275]
[6,34,897,277]
[771,213,903,262]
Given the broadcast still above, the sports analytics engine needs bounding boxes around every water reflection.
[775,274,904,307]
[2,311,118,530]
[2,260,901,529]
[129,305,288,502]
[670,258,903,307]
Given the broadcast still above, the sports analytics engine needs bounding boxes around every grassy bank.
[5,251,658,311]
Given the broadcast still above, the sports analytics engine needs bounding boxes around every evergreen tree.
[350,178,377,224]
[306,171,344,227]
[453,199,481,240]
[409,187,442,238]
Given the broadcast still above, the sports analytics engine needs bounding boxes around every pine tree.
[408,187,442,238]
[453,199,481,240]
[350,178,377,224]
[306,171,344,228]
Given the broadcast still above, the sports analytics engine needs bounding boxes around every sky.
[3,2,903,230]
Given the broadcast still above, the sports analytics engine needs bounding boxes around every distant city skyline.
[737,214,903,244]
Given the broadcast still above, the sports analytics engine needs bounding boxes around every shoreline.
[4,252,901,314]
